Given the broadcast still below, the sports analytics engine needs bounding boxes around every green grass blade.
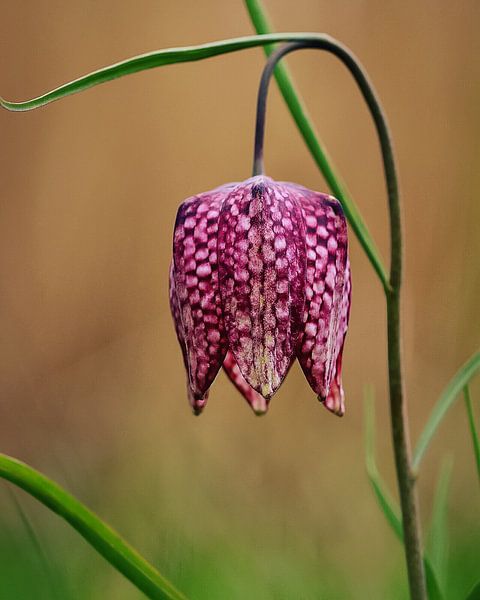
[244,0,389,291]
[463,385,480,483]
[0,453,187,600]
[365,390,403,540]
[413,351,480,471]
[367,472,403,540]
[7,488,63,599]
[364,391,444,600]
[0,34,309,112]
[1,30,389,292]
[424,561,445,600]
[427,457,453,589]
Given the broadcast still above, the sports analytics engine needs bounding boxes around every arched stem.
[253,42,426,600]
[0,32,389,291]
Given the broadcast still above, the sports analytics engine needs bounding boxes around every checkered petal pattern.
[170,176,351,416]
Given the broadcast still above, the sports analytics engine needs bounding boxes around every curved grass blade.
[427,457,453,590]
[244,0,389,292]
[0,31,388,292]
[0,453,187,600]
[364,390,444,600]
[0,34,312,112]
[413,351,480,471]
[463,385,480,483]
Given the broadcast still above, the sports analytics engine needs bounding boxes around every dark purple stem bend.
[253,41,426,600]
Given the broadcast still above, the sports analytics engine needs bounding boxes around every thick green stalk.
[376,22,426,589]
[387,292,426,599]
[241,8,427,595]
[0,453,187,600]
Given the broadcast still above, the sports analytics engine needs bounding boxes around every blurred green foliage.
[0,487,479,599]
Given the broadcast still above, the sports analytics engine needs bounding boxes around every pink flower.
[169,176,350,416]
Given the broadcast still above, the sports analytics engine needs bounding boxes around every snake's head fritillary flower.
[169,176,350,416]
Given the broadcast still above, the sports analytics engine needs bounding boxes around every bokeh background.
[0,1,479,598]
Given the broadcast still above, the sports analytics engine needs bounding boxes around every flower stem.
[253,41,426,599]
[387,292,426,600]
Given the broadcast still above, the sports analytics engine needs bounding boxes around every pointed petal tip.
[251,397,270,416]
[188,389,208,416]
[218,178,306,400]
[192,401,206,416]
[318,385,345,417]
[222,350,272,415]
[253,409,268,417]
[172,188,228,405]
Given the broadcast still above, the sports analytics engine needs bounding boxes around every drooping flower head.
[169,175,350,416]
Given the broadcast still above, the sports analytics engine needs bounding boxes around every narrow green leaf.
[364,390,444,600]
[427,457,453,589]
[0,453,187,600]
[413,351,480,471]
[1,30,389,292]
[0,34,310,112]
[365,389,403,540]
[463,385,480,483]
[424,560,445,600]
[244,0,389,291]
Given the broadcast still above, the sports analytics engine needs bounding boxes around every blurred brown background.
[0,1,479,598]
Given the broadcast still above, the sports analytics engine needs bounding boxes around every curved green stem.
[0,31,388,293]
[248,33,425,599]
[244,0,388,291]
[0,453,187,600]
[242,9,427,600]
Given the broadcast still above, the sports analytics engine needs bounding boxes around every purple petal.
[168,261,208,414]
[218,176,306,399]
[223,350,269,415]
[172,184,234,405]
[294,188,349,406]
[324,259,351,416]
